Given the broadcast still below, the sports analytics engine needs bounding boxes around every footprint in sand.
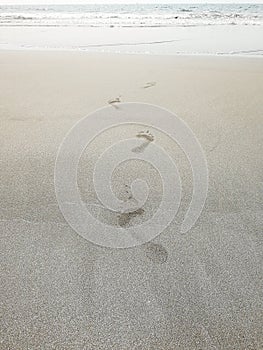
[144,242,168,264]
[124,184,133,200]
[118,208,145,227]
[108,96,121,108]
[132,130,155,153]
[136,130,154,142]
[142,81,156,89]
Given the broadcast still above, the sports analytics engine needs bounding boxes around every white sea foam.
[0,4,262,28]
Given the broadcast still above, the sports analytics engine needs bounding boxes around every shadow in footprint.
[144,242,168,264]
[118,208,145,227]
[108,96,121,109]
[132,141,151,154]
[142,82,156,89]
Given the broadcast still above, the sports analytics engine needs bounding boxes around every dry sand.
[0,51,262,349]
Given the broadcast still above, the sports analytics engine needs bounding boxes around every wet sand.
[1,25,263,56]
[0,51,262,349]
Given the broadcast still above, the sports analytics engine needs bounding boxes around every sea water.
[0,4,262,55]
[1,4,263,27]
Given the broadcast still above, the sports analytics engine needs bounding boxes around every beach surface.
[0,51,262,349]
[1,25,263,56]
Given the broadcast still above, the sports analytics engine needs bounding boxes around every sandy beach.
[0,51,263,349]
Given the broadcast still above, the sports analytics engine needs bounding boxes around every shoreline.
[1,47,263,59]
[1,24,263,57]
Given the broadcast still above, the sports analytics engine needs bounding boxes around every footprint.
[144,243,168,264]
[118,208,145,227]
[132,142,150,154]
[132,130,155,153]
[124,184,133,200]
[143,82,156,89]
[136,130,154,142]
[108,96,121,108]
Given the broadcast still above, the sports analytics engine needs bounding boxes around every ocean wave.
[0,4,262,28]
